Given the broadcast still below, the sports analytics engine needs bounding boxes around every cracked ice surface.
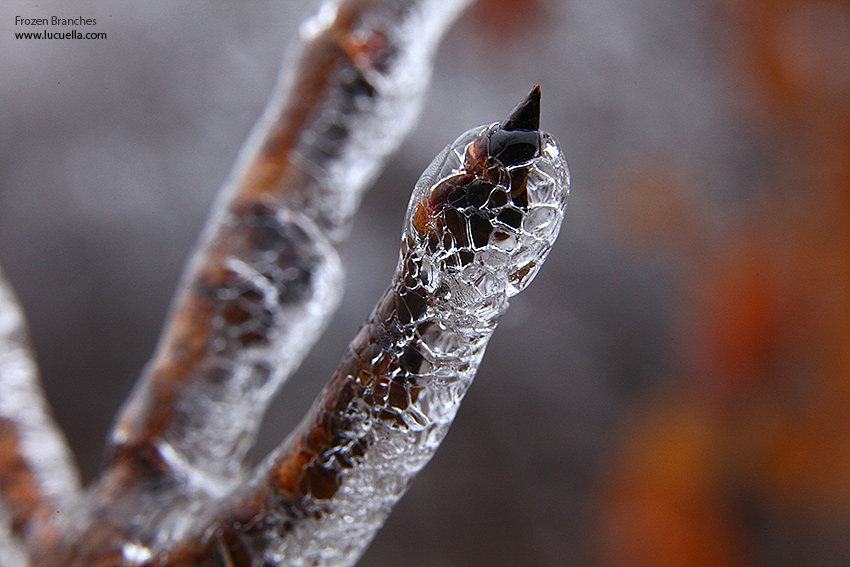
[246,99,569,567]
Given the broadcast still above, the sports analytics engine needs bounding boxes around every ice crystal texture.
[222,89,570,567]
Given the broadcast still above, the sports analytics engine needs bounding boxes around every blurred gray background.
[6,1,839,566]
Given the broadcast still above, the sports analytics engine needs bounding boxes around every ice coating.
[404,89,568,306]
[112,204,344,484]
[195,87,570,567]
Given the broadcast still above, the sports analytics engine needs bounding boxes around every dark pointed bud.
[488,87,542,166]
[502,85,541,132]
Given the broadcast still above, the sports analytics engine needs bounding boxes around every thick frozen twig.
[0,266,81,552]
[162,87,569,567]
[106,0,474,496]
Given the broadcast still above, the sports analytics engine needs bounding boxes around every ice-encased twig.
[0,266,81,555]
[162,88,569,567]
[105,0,474,496]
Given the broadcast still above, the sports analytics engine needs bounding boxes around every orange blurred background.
[597,1,850,565]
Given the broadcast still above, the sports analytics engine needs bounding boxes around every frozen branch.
[0,267,81,554]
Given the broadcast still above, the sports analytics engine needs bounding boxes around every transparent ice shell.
[245,119,569,566]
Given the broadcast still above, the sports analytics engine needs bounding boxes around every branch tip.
[502,85,541,132]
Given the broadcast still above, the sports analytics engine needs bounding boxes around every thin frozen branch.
[0,267,81,553]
